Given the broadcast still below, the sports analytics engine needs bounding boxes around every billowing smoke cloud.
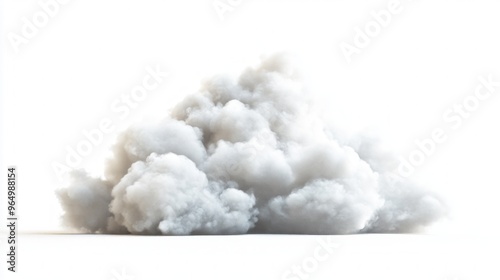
[57,54,446,235]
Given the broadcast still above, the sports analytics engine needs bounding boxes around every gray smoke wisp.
[57,54,446,234]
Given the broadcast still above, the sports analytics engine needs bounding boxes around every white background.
[1,0,500,279]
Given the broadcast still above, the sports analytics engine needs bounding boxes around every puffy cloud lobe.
[104,118,206,184]
[109,153,257,234]
[57,171,112,233]
[57,53,446,234]
[260,178,381,234]
[362,175,448,233]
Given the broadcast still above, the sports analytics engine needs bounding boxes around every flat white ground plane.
[1,234,498,280]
